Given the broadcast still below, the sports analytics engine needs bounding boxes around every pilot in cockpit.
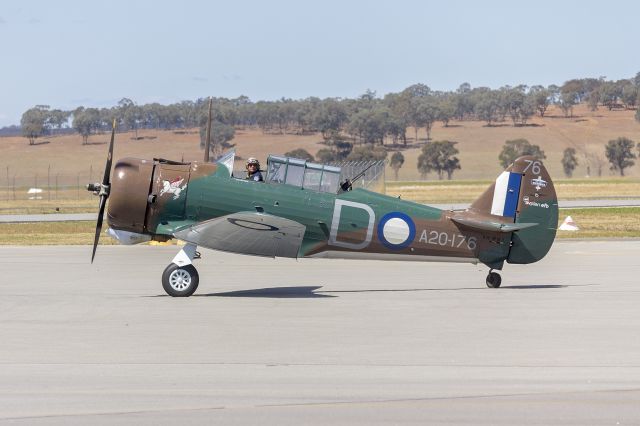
[245,158,264,182]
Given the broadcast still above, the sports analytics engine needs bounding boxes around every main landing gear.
[486,270,502,288]
[162,243,200,297]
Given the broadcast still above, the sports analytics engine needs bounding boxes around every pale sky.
[1,0,638,127]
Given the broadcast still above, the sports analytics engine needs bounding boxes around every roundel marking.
[227,218,279,231]
[377,212,416,250]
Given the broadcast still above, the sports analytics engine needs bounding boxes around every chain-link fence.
[332,160,386,193]
[0,169,99,202]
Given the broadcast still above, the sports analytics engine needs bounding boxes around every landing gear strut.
[162,243,200,297]
[486,270,502,288]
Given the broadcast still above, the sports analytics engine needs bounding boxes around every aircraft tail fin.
[469,156,558,264]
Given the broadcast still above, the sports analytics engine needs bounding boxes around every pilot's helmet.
[246,158,260,169]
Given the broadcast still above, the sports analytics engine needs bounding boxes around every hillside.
[1,103,639,184]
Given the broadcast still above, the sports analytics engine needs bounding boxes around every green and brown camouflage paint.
[106,155,557,270]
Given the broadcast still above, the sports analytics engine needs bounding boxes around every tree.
[398,84,432,142]
[621,83,638,109]
[587,88,600,111]
[417,140,461,180]
[561,147,579,177]
[504,87,529,126]
[72,107,101,145]
[585,151,607,177]
[599,81,624,110]
[21,105,49,145]
[605,137,636,176]
[498,139,546,168]
[558,91,577,117]
[47,109,70,132]
[346,144,387,161]
[284,148,314,161]
[389,151,405,180]
[415,97,439,140]
[475,90,501,126]
[315,134,353,163]
[382,93,409,144]
[437,96,455,127]
[124,105,143,138]
[199,121,235,159]
[316,148,337,163]
[311,99,347,139]
[530,85,551,117]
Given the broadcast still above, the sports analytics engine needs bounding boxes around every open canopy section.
[215,149,235,177]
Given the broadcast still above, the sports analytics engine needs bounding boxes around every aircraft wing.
[451,215,538,233]
[172,212,306,258]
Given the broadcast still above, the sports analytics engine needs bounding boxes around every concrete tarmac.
[1,241,639,425]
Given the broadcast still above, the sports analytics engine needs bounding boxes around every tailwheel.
[486,271,502,288]
[162,263,199,297]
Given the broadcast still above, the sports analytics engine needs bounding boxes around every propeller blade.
[91,194,107,263]
[102,119,116,186]
[91,119,116,263]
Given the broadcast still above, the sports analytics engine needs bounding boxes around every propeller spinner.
[86,119,116,263]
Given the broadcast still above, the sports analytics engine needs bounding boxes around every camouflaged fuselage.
[107,156,557,269]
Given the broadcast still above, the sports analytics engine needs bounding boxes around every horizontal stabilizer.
[452,215,538,233]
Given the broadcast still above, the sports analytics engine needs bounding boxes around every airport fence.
[0,170,100,202]
[331,160,386,193]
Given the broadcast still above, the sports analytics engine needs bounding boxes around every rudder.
[469,156,558,264]
[507,156,558,264]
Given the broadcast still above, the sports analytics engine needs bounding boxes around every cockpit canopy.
[266,155,341,193]
[217,149,370,194]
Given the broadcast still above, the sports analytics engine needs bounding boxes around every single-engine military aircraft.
[88,122,557,297]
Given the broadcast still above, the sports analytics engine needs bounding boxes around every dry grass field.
[1,103,639,185]
[386,179,640,204]
[556,207,640,239]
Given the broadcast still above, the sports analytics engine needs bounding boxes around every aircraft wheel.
[486,271,502,288]
[162,264,199,297]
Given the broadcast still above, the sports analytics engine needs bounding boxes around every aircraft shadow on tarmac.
[499,284,569,289]
[187,283,575,298]
[198,286,336,298]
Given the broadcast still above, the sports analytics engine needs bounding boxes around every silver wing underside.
[173,212,306,258]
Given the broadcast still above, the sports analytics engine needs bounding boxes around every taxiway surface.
[1,241,639,424]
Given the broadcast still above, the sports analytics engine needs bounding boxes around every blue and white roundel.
[377,212,416,250]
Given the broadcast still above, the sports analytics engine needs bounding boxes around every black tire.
[162,263,199,297]
[486,271,502,288]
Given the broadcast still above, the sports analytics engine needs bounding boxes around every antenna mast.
[204,97,213,162]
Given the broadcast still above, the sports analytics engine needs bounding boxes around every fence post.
[382,160,386,195]
[48,165,51,201]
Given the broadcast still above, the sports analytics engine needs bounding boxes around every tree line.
[377,135,639,181]
[294,134,639,181]
[16,72,640,151]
